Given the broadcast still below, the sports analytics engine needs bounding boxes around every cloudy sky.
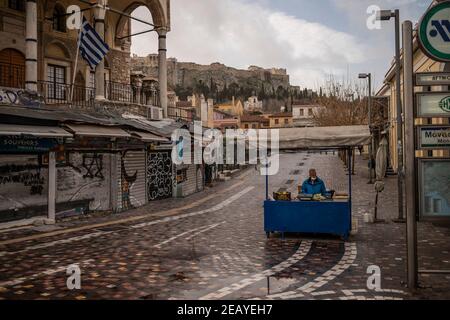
[130,0,432,90]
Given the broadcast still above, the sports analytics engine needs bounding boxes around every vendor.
[301,169,327,195]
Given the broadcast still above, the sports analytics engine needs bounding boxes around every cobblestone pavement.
[0,152,449,300]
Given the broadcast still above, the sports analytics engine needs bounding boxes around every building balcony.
[36,80,162,120]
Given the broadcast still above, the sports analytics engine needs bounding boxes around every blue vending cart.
[263,126,371,241]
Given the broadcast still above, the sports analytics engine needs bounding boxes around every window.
[52,4,67,33]
[284,118,289,124]
[308,108,314,116]
[275,119,279,125]
[244,124,249,129]
[252,124,257,129]
[8,0,25,11]
[0,48,25,88]
[299,109,304,117]
[89,72,95,89]
[47,64,66,100]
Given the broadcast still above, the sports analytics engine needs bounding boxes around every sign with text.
[416,92,450,117]
[418,1,450,62]
[418,126,450,149]
[416,72,450,86]
[0,136,58,153]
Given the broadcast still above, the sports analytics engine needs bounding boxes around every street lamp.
[359,73,374,184]
[376,9,405,223]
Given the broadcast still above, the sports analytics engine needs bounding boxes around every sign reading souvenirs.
[416,72,450,86]
[418,126,450,149]
[418,1,450,62]
[0,136,58,153]
[416,92,450,117]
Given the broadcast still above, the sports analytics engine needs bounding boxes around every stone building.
[292,104,322,127]
[0,0,170,117]
[239,115,269,130]
[0,1,202,227]
[268,112,293,128]
[213,109,239,132]
[216,97,244,117]
[244,96,263,112]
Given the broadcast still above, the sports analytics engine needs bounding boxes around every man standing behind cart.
[301,169,327,196]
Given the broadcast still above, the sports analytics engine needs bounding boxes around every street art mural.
[82,154,104,179]
[0,153,111,222]
[117,151,146,211]
[57,153,110,212]
[147,151,173,201]
[0,156,49,215]
[0,164,44,195]
[0,87,44,107]
[120,152,138,211]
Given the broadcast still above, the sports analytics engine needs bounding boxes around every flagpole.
[70,25,82,104]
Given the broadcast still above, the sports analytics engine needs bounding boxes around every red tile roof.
[268,112,293,118]
[240,115,268,123]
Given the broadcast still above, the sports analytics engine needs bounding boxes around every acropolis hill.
[131,54,292,94]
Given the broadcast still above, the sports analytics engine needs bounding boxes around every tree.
[313,77,368,127]
[258,83,266,100]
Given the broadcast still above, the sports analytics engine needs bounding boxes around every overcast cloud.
[130,0,430,89]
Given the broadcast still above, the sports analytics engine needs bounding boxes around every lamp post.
[359,73,374,184]
[377,9,405,222]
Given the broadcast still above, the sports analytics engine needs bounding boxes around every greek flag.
[79,17,109,69]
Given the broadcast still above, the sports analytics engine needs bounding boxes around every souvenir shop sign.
[0,136,58,153]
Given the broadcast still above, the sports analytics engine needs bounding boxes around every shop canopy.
[0,124,73,138]
[129,130,169,143]
[274,125,371,150]
[64,124,131,139]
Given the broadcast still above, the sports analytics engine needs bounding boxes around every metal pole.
[348,148,352,225]
[266,162,269,200]
[403,20,418,290]
[394,9,405,222]
[48,151,56,223]
[368,74,374,184]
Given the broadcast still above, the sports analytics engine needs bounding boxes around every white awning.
[267,125,372,150]
[65,124,131,138]
[130,131,168,143]
[0,124,73,138]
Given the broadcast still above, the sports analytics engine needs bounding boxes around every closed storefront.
[117,150,147,212]
[0,154,48,222]
[147,150,173,201]
[175,164,204,198]
[56,152,111,218]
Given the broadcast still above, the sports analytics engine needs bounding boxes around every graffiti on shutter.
[147,151,173,201]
